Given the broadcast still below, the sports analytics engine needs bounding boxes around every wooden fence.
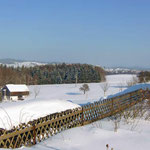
[0,89,150,148]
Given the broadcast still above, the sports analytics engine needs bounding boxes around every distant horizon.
[0,1,150,68]
[0,57,150,70]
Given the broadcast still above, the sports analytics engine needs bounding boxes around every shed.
[2,84,29,101]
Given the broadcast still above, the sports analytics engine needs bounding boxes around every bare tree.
[0,107,13,129]
[34,85,41,99]
[75,72,78,87]
[126,76,139,87]
[80,84,90,94]
[100,82,109,97]
[109,113,121,132]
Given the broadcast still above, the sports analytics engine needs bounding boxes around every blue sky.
[0,0,150,67]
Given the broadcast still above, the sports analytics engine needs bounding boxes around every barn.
[2,84,29,101]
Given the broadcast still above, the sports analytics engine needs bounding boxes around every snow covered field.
[0,74,136,129]
[0,74,141,130]
[27,74,136,104]
[1,74,150,150]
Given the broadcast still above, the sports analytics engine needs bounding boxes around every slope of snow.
[1,61,47,68]
[0,100,80,129]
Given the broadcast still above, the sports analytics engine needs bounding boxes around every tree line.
[0,63,106,87]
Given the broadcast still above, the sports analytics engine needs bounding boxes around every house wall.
[9,96,18,101]
[4,95,28,101]
[10,91,29,96]
[2,87,10,100]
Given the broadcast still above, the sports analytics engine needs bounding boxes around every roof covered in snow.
[5,84,29,92]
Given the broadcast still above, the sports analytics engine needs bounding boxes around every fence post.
[81,107,84,126]
[141,89,146,102]
[129,93,132,105]
[147,89,150,100]
[32,122,36,145]
[106,144,109,150]
[111,99,114,116]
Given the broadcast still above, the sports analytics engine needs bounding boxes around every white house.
[2,84,29,101]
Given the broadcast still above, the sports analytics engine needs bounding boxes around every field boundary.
[0,89,150,148]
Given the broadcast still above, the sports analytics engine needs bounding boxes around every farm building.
[1,84,29,101]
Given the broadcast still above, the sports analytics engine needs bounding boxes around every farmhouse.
[1,84,29,101]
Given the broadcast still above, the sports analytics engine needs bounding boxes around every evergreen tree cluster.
[0,63,106,86]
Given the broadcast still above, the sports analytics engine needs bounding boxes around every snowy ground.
[0,100,80,129]
[0,74,135,129]
[1,74,150,150]
[27,74,136,104]
[21,118,150,150]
